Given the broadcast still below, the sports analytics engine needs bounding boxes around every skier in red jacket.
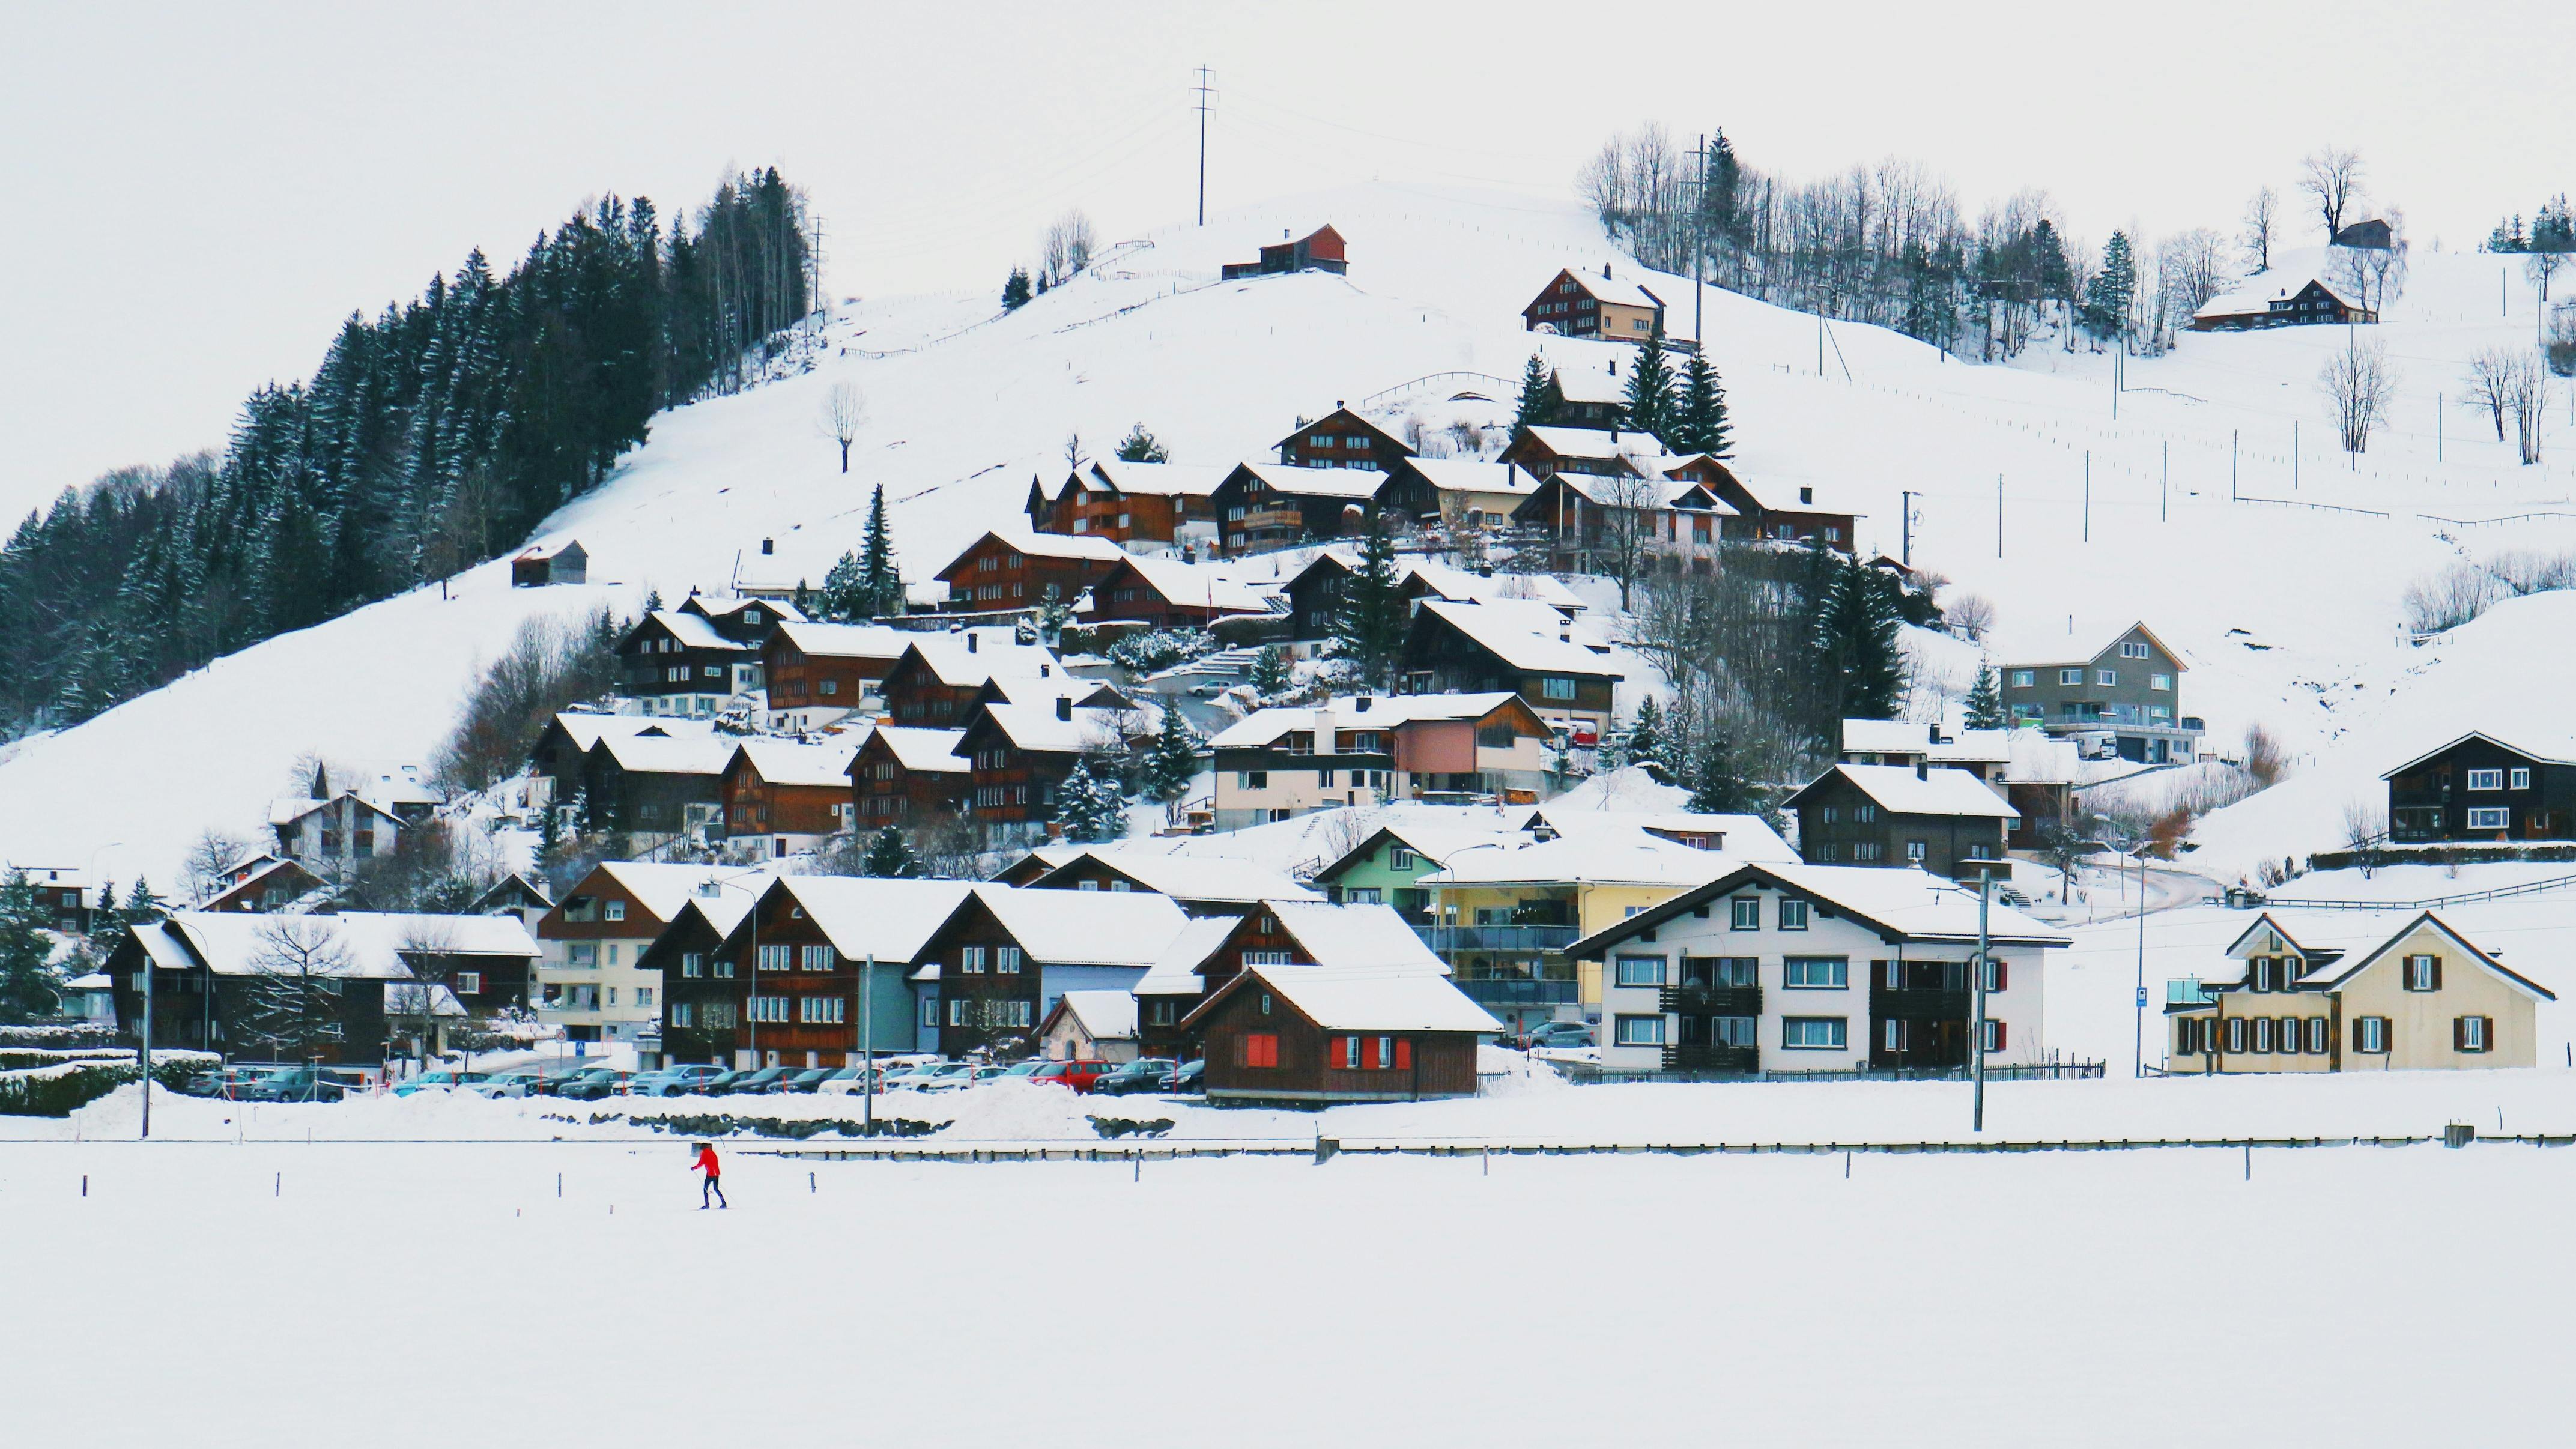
[691,1142,726,1209]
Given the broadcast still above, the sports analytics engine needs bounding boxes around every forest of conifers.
[0,168,813,736]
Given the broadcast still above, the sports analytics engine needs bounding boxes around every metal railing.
[1455,979,1580,1006]
[1420,924,1579,954]
[2252,869,2576,913]
[1354,370,1517,411]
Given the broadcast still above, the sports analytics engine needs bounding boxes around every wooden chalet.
[984,845,1089,887]
[1390,457,1544,530]
[1025,848,1322,916]
[1399,598,1623,732]
[1085,555,1280,632]
[1694,464,1858,553]
[269,791,408,877]
[1273,406,1416,473]
[202,856,328,913]
[677,591,800,643]
[954,692,1150,849]
[2384,733,2576,844]
[1509,470,1731,575]
[577,731,735,838]
[1546,361,1630,429]
[1133,900,1451,1060]
[511,539,587,586]
[1280,551,1580,645]
[849,725,972,830]
[109,910,539,1065]
[912,886,1187,1058]
[879,628,1066,726]
[1210,462,1405,557]
[761,622,911,731]
[1185,962,1495,1104]
[2191,274,2379,331]
[526,713,714,809]
[466,873,553,934]
[1520,264,1690,347]
[1024,459,1229,551]
[1220,224,1348,280]
[933,528,1126,613]
[616,609,762,717]
[668,876,976,1068]
[1786,763,2018,880]
[721,739,862,857]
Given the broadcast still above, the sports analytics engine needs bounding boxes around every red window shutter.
[1992,960,2008,993]
[2453,1017,2466,1052]
[1361,1036,1380,1070]
[1992,1020,2007,1052]
[1395,1038,1413,1069]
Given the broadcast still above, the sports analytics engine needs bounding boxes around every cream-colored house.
[2166,911,2552,1072]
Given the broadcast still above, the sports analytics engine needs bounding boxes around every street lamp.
[1962,850,2010,1134]
[2130,842,2156,1080]
[691,864,775,1072]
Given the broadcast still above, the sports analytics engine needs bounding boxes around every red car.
[1027,1060,1118,1093]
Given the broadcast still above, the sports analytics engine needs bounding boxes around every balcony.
[1455,978,1581,1007]
[1661,1044,1760,1074]
[1659,985,1762,1017]
[1420,924,1579,954]
[1873,987,1969,1021]
[2166,978,2215,1006]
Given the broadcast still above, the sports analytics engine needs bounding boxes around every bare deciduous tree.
[817,382,865,473]
[2502,349,2548,465]
[2318,337,2396,453]
[389,921,464,1069]
[1945,593,1997,641]
[2328,206,2408,313]
[2527,249,2568,305]
[2241,186,2279,270]
[2297,146,2366,240]
[2241,723,2288,787]
[239,917,356,1063]
[2400,560,2507,635]
[2464,347,2517,441]
[185,827,253,907]
[1040,210,1098,288]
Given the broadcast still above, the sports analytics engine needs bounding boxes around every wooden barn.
[1184,962,1496,1105]
[1220,224,1348,280]
[511,539,587,587]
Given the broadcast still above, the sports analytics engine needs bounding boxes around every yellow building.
[2166,910,2553,1072]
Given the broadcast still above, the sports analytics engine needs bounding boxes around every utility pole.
[1192,66,1216,226]
[2083,451,2091,541]
[2133,849,2150,1079]
[862,954,876,1134]
[805,213,828,315]
[139,945,155,1140]
[2293,420,2300,490]
[2438,394,2444,461]
[1900,489,1917,567]
[2161,440,2169,521]
[2231,429,2239,500]
[1996,474,2004,558]
[1694,132,1707,349]
[1972,861,1992,1133]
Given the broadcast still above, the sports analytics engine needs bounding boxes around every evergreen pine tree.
[1812,554,1906,724]
[1143,704,1202,802]
[1001,267,1034,311]
[0,869,60,1022]
[1250,644,1292,697]
[1626,696,1670,781]
[1513,353,1560,430]
[642,587,663,614]
[817,550,867,622]
[1964,666,2009,729]
[2080,231,2138,345]
[120,877,162,927]
[535,800,565,877]
[1668,351,1732,457]
[94,879,118,919]
[1333,515,1408,691]
[1684,731,1756,816]
[1623,327,1678,444]
[1114,423,1169,463]
[1053,759,1126,843]
[858,483,903,617]
[861,825,917,877]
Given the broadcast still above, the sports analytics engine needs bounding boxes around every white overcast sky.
[5,1,2571,520]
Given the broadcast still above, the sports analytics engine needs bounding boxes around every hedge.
[0,1054,211,1117]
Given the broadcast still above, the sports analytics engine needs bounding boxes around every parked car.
[1091,1059,1177,1097]
[389,1070,487,1098]
[885,1060,956,1091]
[467,1069,547,1099]
[1026,1060,1117,1093]
[634,1064,727,1097]
[989,1060,1049,1084]
[245,1067,350,1103]
[726,1066,796,1095]
[554,1068,632,1100]
[1523,1021,1595,1050]
[1156,1059,1205,1095]
[914,1062,984,1093]
[691,1068,759,1095]
[778,1067,837,1094]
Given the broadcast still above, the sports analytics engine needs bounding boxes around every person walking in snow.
[691,1141,726,1209]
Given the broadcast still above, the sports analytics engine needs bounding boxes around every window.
[2058,668,2084,686]
[2150,673,2172,691]
[454,972,482,996]
[714,955,734,978]
[2467,807,2510,830]
[1777,899,1809,931]
[947,999,968,1026]
[1540,676,1577,700]
[1613,1014,1667,1047]
[1730,897,1760,931]
[2302,1016,2327,1054]
[1820,805,1840,824]
[1981,1020,2007,1053]
[636,987,652,1008]
[1390,847,1416,871]
[604,901,625,921]
[800,945,834,972]
[2251,1017,2274,1054]
[820,679,838,697]
[757,943,792,974]
[568,942,597,967]
[703,665,723,680]
[750,996,792,1024]
[2120,641,2151,659]
[2008,670,2035,688]
[997,946,1023,974]
[1344,888,1383,905]
[1904,841,1925,864]
[2355,1015,2388,1053]
[1853,841,1885,862]
[2403,954,2440,991]
[1238,770,1268,790]
[1242,950,1293,967]
[2097,669,2118,686]
[2467,769,2505,791]
[2274,1017,2299,1056]
[1238,1032,1280,1068]
[2511,767,2533,790]
[1614,956,1667,988]
[1783,957,1847,989]
[1285,731,1315,755]
[1782,1017,1846,1050]
[920,999,938,1029]
[2456,1015,2491,1053]
[671,1002,696,1028]
[960,946,987,974]
[1712,1015,1756,1047]
[1146,1000,1177,1027]
[800,997,845,1024]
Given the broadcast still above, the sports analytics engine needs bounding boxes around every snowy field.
[8,1099,2572,1445]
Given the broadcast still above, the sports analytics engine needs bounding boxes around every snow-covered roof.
[861,724,972,774]
[1527,806,1799,864]
[969,884,1190,967]
[1229,461,1389,500]
[268,791,405,829]
[1085,460,1231,498]
[2378,730,2576,779]
[1415,599,1622,678]
[545,712,714,754]
[900,629,1062,688]
[728,738,863,789]
[1270,900,1449,971]
[1792,764,2019,820]
[770,620,914,662]
[1549,363,1628,405]
[1222,961,1500,1034]
[1420,827,1752,888]
[1208,692,1529,748]
[970,699,1134,755]
[765,876,980,965]
[1291,550,1582,613]
[1133,915,1246,997]
[592,734,739,777]
[1543,266,1665,311]
[1570,862,2068,959]
[1518,425,1679,467]
[1040,850,1322,906]
[1102,555,1282,614]
[1840,721,2011,766]
[1541,471,1730,512]
[2193,271,2367,321]
[969,525,1131,566]
[586,862,778,924]
[1400,458,1543,499]
[1049,989,1139,1041]
[643,610,748,653]
[149,910,539,978]
[1999,621,2186,671]
[687,593,805,625]
[383,982,469,1017]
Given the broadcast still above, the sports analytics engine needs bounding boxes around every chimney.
[761,537,775,555]
[966,633,978,653]
[1602,262,1612,279]
[1915,758,1929,781]
[1799,486,1814,505]
[1356,696,1373,712]
[1040,663,1051,677]
[1055,696,1073,721]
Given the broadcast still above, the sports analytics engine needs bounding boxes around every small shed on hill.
[512,540,587,587]
[1222,225,1348,280]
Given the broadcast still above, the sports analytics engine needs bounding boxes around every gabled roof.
[855,724,972,775]
[1414,599,1623,679]
[739,876,978,966]
[467,873,552,913]
[1208,692,1537,748]
[1522,806,1800,864]
[892,629,1062,689]
[142,910,539,978]
[540,712,715,755]
[726,738,864,789]
[579,862,778,925]
[683,593,804,626]
[1787,764,2019,820]
[632,609,748,653]
[2213,910,2555,1001]
[269,791,407,829]
[590,734,739,777]
[939,527,1130,579]
[1223,461,1390,501]
[515,539,583,562]
[1267,900,1449,971]
[1045,989,1139,1042]
[2001,621,2187,673]
[2379,731,2576,780]
[963,698,1136,756]
[1420,827,1752,888]
[1396,458,1544,500]
[1515,425,1680,467]
[1186,961,1499,1035]
[2306,912,2556,1000]
[1032,850,1322,906]
[964,884,1190,967]
[1085,460,1231,498]
[1286,551,1581,613]
[1133,915,1248,997]
[1275,408,1412,458]
[1839,721,2012,766]
[1533,266,1665,311]
[1096,556,1282,615]
[769,620,914,663]
[1566,862,2068,961]
[1548,363,1629,406]
[1312,822,1531,885]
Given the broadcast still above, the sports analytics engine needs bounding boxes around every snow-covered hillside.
[10,183,2576,885]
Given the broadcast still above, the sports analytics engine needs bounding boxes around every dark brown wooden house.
[879,629,1067,727]
[2384,732,2576,843]
[1133,901,1449,1060]
[578,733,735,838]
[849,725,972,830]
[668,877,977,1068]
[933,528,1126,613]
[1024,460,1229,549]
[1210,462,1402,557]
[912,886,1186,1058]
[1786,763,2017,879]
[1085,555,1280,631]
[1221,224,1348,280]
[1273,407,1415,471]
[1399,598,1622,733]
[761,622,911,729]
[954,694,1145,849]
[721,739,862,856]
[1184,962,1494,1104]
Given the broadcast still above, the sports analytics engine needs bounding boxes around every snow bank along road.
[4,1136,2566,1445]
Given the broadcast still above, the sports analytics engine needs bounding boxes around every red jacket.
[693,1146,720,1178]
